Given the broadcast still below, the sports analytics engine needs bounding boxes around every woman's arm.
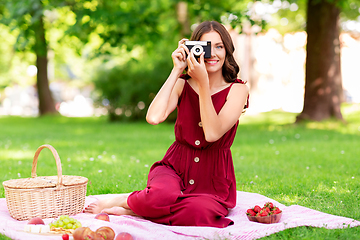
[187,53,249,142]
[199,83,249,142]
[146,69,184,125]
[146,39,189,125]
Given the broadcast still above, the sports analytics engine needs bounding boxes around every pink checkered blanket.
[1,191,359,240]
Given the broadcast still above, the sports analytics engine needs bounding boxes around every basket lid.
[3,175,88,189]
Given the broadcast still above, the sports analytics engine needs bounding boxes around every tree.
[296,0,359,122]
[0,0,173,116]
[33,9,57,115]
[0,0,61,115]
[296,0,343,122]
[0,0,252,120]
[227,0,359,122]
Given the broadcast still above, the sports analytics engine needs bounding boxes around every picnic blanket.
[1,191,359,240]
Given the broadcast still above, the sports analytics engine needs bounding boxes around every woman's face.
[200,31,226,74]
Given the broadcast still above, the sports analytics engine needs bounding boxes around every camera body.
[185,41,211,58]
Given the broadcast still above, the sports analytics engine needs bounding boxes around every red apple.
[115,232,134,240]
[95,212,110,222]
[27,217,45,225]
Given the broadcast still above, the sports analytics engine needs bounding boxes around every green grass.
[1,104,360,239]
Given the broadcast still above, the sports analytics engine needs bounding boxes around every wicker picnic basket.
[2,144,88,221]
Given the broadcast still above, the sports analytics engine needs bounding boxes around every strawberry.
[246,209,256,216]
[264,202,274,209]
[260,210,269,217]
[273,207,282,214]
[253,205,262,213]
[62,234,69,240]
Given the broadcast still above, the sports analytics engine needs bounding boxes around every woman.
[85,21,249,228]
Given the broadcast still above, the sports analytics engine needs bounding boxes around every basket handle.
[31,144,63,188]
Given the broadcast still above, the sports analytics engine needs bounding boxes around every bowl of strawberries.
[246,202,282,224]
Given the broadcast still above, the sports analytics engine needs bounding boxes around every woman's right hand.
[171,38,190,71]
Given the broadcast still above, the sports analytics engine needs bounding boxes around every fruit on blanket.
[259,210,268,217]
[50,215,82,230]
[246,209,256,216]
[96,226,115,240]
[246,202,282,217]
[253,205,262,213]
[264,202,274,209]
[246,202,282,224]
[273,207,282,214]
[24,217,50,233]
[28,217,45,225]
[62,233,70,240]
[115,232,134,240]
[95,212,110,222]
[73,227,94,240]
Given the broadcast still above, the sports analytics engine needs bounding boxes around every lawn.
[0,104,359,239]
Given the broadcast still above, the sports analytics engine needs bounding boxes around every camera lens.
[192,44,203,56]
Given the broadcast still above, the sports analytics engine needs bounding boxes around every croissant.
[73,226,116,240]
[95,226,116,240]
[73,227,93,240]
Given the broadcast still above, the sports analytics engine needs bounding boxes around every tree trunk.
[34,15,57,116]
[176,1,191,38]
[296,0,343,122]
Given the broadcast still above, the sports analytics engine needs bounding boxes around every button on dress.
[127,76,248,228]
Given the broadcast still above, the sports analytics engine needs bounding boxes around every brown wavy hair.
[188,21,240,83]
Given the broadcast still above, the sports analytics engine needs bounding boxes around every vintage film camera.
[185,41,211,58]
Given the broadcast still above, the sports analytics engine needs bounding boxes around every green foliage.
[92,46,174,121]
[0,0,63,52]
[268,0,308,33]
[0,24,37,88]
[67,0,177,56]
[339,0,360,20]
[85,0,255,122]
[1,0,358,120]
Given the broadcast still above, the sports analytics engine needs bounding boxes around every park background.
[0,0,360,239]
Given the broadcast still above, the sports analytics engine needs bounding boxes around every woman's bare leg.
[84,193,131,214]
[101,206,138,216]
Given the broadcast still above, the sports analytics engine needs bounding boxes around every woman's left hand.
[187,52,208,86]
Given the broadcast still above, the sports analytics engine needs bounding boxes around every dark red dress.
[127,77,247,228]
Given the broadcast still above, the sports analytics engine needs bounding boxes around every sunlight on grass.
[303,104,360,135]
[306,121,343,130]
[315,182,352,194]
[279,194,303,205]
[241,110,296,125]
[1,150,33,160]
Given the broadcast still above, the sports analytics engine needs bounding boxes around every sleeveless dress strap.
[233,79,249,109]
